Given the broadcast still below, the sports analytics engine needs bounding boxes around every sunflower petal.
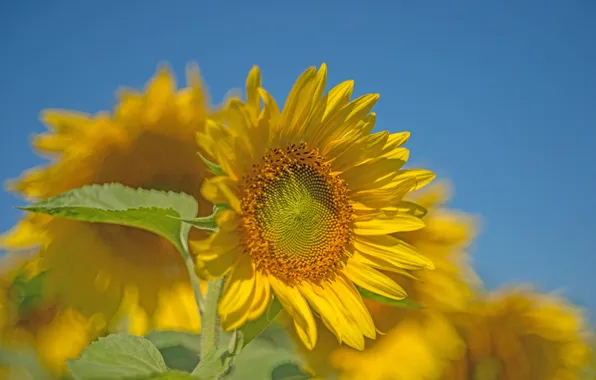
[354,214,425,235]
[219,255,257,330]
[269,276,317,350]
[353,234,434,270]
[344,258,407,300]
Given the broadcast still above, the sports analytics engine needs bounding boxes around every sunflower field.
[0,64,594,380]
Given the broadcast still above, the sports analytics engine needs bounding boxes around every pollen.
[239,143,353,286]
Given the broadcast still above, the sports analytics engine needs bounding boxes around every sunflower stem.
[179,239,204,315]
[200,277,225,358]
[219,329,244,379]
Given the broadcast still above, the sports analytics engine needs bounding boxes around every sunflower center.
[240,143,353,286]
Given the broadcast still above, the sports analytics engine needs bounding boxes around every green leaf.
[271,363,311,380]
[11,271,47,318]
[191,348,231,379]
[145,331,202,373]
[67,333,168,380]
[226,323,306,380]
[356,285,421,309]
[18,183,198,255]
[241,296,283,347]
[197,153,225,176]
[146,330,201,353]
[179,215,218,232]
[146,371,197,379]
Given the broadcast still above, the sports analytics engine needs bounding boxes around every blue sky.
[1,1,594,323]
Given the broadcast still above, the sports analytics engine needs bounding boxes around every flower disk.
[240,143,353,285]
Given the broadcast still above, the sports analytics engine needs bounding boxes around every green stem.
[219,330,244,379]
[200,277,225,357]
[179,240,204,315]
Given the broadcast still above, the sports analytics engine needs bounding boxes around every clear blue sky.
[1,1,594,324]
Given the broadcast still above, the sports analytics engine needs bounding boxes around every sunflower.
[331,311,464,380]
[0,65,220,325]
[0,253,102,376]
[282,183,478,377]
[369,182,480,332]
[444,287,591,380]
[195,63,435,350]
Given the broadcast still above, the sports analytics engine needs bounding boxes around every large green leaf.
[191,348,231,379]
[145,331,202,373]
[356,285,421,309]
[19,183,198,254]
[146,371,197,379]
[227,322,307,380]
[67,333,168,380]
[271,363,311,380]
[241,297,283,347]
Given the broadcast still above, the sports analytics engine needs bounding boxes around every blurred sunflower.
[0,254,102,376]
[331,311,464,380]
[370,182,479,332]
[444,287,591,380]
[283,183,478,378]
[0,65,221,325]
[195,63,436,350]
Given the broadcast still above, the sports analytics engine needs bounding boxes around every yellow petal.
[41,110,91,133]
[328,131,388,170]
[318,93,380,152]
[258,88,281,136]
[194,231,242,279]
[215,210,240,232]
[321,80,354,122]
[269,276,317,350]
[248,272,271,320]
[143,67,176,123]
[350,178,416,208]
[299,283,342,340]
[344,258,407,301]
[353,214,425,235]
[228,99,256,161]
[353,234,433,270]
[309,80,355,147]
[340,157,406,186]
[246,65,262,118]
[218,254,256,330]
[0,215,47,249]
[279,67,318,145]
[382,131,411,152]
[396,169,436,191]
[331,274,376,341]
[186,63,209,121]
[382,147,409,161]
[201,177,241,212]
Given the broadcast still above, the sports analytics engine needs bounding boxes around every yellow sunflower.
[0,253,102,376]
[283,183,478,377]
[369,182,480,333]
[444,287,591,380]
[195,63,436,350]
[0,65,219,325]
[331,311,464,380]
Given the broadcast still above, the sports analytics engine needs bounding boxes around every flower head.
[0,254,101,376]
[1,65,218,325]
[282,183,478,377]
[445,287,591,380]
[196,64,436,350]
[366,182,480,332]
[331,311,464,380]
